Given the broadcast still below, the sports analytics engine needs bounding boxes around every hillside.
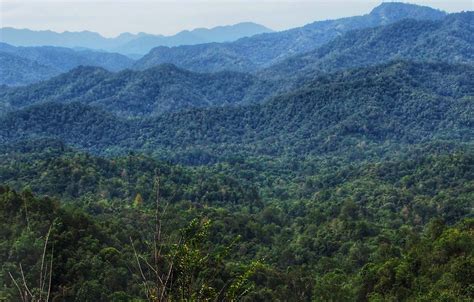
[0,43,134,85]
[0,139,472,301]
[1,61,471,162]
[0,139,258,204]
[134,2,446,72]
[1,3,474,301]
[0,64,264,117]
[142,61,474,161]
[0,52,60,86]
[263,12,474,79]
[3,12,472,115]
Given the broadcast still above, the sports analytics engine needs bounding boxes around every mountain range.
[134,2,447,72]
[0,64,261,116]
[263,12,473,79]
[1,61,471,163]
[0,22,273,55]
[1,2,473,301]
[0,2,454,87]
[0,43,134,86]
[1,11,471,115]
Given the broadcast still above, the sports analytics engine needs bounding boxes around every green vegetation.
[0,141,472,301]
[134,2,446,72]
[0,64,263,117]
[2,12,471,117]
[1,61,471,164]
[0,42,134,86]
[0,3,473,301]
[263,12,473,79]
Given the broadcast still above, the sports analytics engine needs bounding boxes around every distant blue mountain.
[261,12,474,79]
[134,2,447,72]
[0,43,134,85]
[0,22,273,55]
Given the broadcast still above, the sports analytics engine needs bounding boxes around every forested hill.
[134,2,446,72]
[0,61,471,162]
[1,2,474,301]
[2,10,470,116]
[0,139,259,204]
[0,64,263,117]
[0,52,60,87]
[0,43,134,86]
[0,138,472,300]
[262,12,474,79]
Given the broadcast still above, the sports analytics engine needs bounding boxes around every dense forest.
[1,12,471,117]
[0,43,134,86]
[134,2,446,72]
[262,12,473,79]
[0,2,473,301]
[0,61,472,163]
[1,140,472,301]
[0,64,262,117]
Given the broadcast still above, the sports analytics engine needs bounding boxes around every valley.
[0,2,472,301]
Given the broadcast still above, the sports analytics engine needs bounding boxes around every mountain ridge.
[2,11,470,111]
[0,63,262,116]
[134,2,447,72]
[0,42,134,86]
[0,22,273,55]
[1,61,471,162]
[261,12,474,80]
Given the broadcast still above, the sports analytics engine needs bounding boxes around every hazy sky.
[1,0,472,37]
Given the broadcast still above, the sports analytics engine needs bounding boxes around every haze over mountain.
[0,2,456,87]
[1,2,473,301]
[0,43,134,86]
[1,11,471,113]
[134,2,447,72]
[262,12,474,79]
[0,22,273,55]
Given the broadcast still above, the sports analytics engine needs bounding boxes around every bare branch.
[19,263,33,298]
[160,260,174,301]
[46,245,54,302]
[8,272,26,302]
[23,197,30,231]
[130,236,151,301]
[39,225,52,300]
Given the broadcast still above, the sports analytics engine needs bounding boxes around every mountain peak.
[370,2,446,20]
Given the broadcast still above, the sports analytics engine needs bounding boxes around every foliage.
[134,3,446,72]
[0,42,134,86]
[0,64,262,117]
[263,12,473,80]
[0,3,472,301]
[0,61,471,164]
[0,143,472,301]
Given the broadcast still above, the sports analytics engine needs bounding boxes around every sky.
[1,0,472,37]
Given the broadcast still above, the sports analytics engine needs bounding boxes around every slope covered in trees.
[0,52,60,86]
[1,2,473,301]
[0,139,259,204]
[0,64,265,117]
[1,61,471,163]
[2,11,471,115]
[0,140,472,301]
[134,2,446,72]
[0,43,134,86]
[263,12,473,79]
